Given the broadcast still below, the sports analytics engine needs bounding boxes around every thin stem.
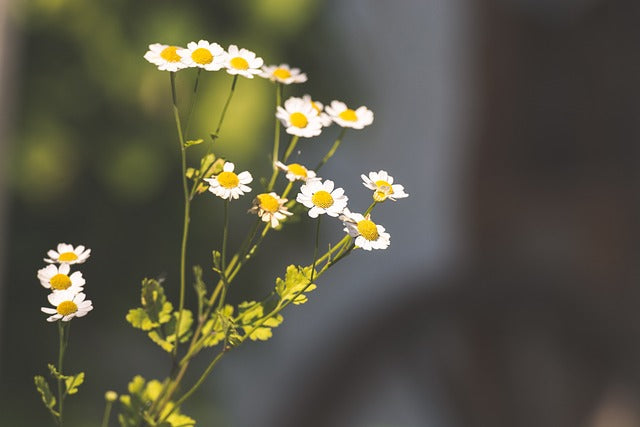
[315,128,346,172]
[282,135,300,163]
[183,69,202,138]
[57,321,68,426]
[171,71,191,361]
[272,83,282,168]
[101,400,113,427]
[280,181,294,199]
[217,199,230,310]
[160,351,226,424]
[364,201,377,216]
[211,75,238,143]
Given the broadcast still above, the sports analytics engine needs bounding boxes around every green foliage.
[183,138,203,148]
[126,278,193,353]
[275,265,317,305]
[118,376,195,427]
[201,304,237,347]
[34,375,58,417]
[47,364,85,396]
[236,301,283,341]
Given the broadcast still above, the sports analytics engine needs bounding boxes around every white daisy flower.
[41,290,93,322]
[177,40,226,71]
[37,264,85,293]
[325,100,374,129]
[275,161,317,182]
[260,64,307,84]
[296,179,348,218]
[341,209,390,251]
[143,43,189,72]
[302,95,332,127]
[224,45,264,78]
[204,162,253,200]
[249,192,293,227]
[361,170,409,202]
[276,96,323,138]
[44,243,91,264]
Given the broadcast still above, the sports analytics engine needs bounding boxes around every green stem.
[281,181,294,199]
[272,83,282,168]
[56,321,68,426]
[364,201,377,216]
[211,75,238,143]
[159,351,226,424]
[100,400,113,427]
[282,135,300,163]
[315,128,346,172]
[183,68,202,138]
[171,72,191,361]
[217,200,230,310]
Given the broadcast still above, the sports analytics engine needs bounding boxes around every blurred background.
[1,0,640,426]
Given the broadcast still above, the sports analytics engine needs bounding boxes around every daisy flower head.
[177,40,226,71]
[341,209,390,251]
[249,192,293,227]
[276,96,323,138]
[45,243,91,264]
[325,100,374,129]
[260,64,307,85]
[224,45,264,78]
[143,43,188,72]
[275,161,317,182]
[297,179,348,218]
[41,290,93,322]
[204,162,253,200]
[37,263,85,293]
[361,170,409,202]
[302,95,332,127]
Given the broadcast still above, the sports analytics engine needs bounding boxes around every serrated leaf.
[275,265,317,305]
[65,372,84,395]
[34,376,58,415]
[201,305,234,347]
[148,330,174,353]
[184,138,203,148]
[140,278,169,324]
[125,308,156,331]
[48,363,62,379]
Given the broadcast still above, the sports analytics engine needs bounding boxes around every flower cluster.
[38,244,93,322]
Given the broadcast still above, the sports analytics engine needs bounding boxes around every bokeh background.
[2,0,640,426]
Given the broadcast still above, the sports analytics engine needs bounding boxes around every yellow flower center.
[339,109,358,122]
[56,301,78,316]
[289,112,308,128]
[160,46,181,63]
[375,180,394,194]
[357,219,379,241]
[311,190,334,209]
[257,194,280,213]
[287,163,308,177]
[217,171,239,189]
[192,48,213,65]
[58,252,78,262]
[50,274,72,291]
[311,102,322,113]
[230,56,249,70]
[273,68,292,79]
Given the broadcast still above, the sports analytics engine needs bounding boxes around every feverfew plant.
[33,38,409,426]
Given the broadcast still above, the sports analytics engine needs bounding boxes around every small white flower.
[224,45,264,78]
[260,64,307,84]
[325,100,374,129]
[178,40,226,71]
[341,209,390,251]
[302,95,332,127]
[275,161,317,182]
[41,290,93,322]
[276,96,323,138]
[44,243,91,265]
[143,43,189,72]
[361,170,409,202]
[249,192,293,227]
[297,179,348,218]
[204,162,253,200]
[37,264,85,293]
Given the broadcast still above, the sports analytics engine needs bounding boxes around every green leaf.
[237,301,284,342]
[34,376,58,416]
[201,305,234,347]
[125,308,154,331]
[275,265,317,306]
[184,138,203,148]
[147,330,174,353]
[48,363,62,379]
[119,376,193,427]
[64,372,84,395]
